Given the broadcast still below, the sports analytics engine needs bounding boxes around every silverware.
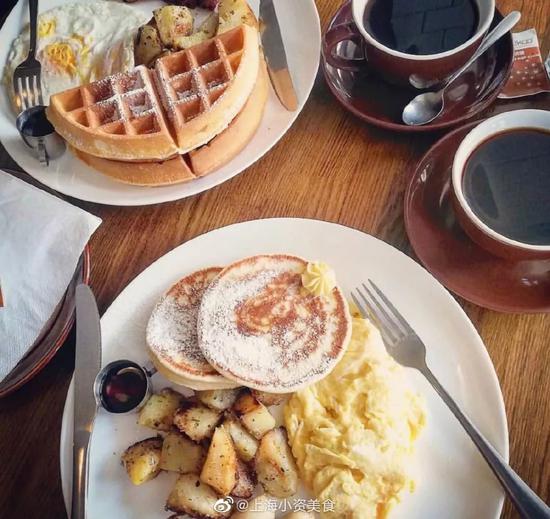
[72,284,102,519]
[351,280,550,519]
[16,106,66,165]
[259,0,298,111]
[402,11,521,126]
[12,0,43,113]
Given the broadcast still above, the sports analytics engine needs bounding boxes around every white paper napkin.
[0,171,101,381]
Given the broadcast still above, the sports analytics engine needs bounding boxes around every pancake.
[197,255,352,393]
[146,267,239,391]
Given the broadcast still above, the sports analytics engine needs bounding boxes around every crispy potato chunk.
[217,0,257,34]
[134,24,163,67]
[197,388,241,412]
[121,437,163,485]
[223,415,259,462]
[231,458,256,499]
[200,425,238,495]
[255,427,298,498]
[173,12,219,50]
[154,5,194,48]
[233,392,276,440]
[159,432,205,473]
[251,390,289,407]
[283,514,315,519]
[166,473,232,518]
[173,402,222,442]
[138,388,185,431]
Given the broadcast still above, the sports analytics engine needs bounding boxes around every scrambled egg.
[284,315,426,519]
[5,2,148,104]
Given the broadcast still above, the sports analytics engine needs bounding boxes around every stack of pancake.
[46,24,267,186]
[146,255,352,393]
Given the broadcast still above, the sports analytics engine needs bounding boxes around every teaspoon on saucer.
[402,11,521,127]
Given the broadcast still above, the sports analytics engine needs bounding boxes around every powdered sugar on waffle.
[197,255,352,392]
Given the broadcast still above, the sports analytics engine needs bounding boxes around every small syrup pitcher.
[16,105,65,166]
[94,360,157,414]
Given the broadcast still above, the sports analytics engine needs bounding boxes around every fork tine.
[17,78,28,111]
[37,79,44,106]
[367,280,415,335]
[24,76,33,107]
[356,286,400,344]
[362,282,405,339]
[352,291,396,345]
[31,75,38,107]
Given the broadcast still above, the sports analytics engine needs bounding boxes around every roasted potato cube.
[121,437,163,485]
[233,392,276,440]
[231,495,274,518]
[283,514,315,519]
[217,0,257,34]
[154,5,194,48]
[173,12,219,50]
[196,388,241,411]
[231,458,256,499]
[200,425,238,495]
[167,473,232,518]
[251,390,289,407]
[223,415,259,462]
[134,24,163,67]
[138,388,184,431]
[159,432,205,474]
[173,402,222,442]
[255,427,298,498]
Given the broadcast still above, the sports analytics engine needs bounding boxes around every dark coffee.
[463,129,550,246]
[364,0,479,55]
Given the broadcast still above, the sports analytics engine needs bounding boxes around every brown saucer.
[322,2,514,132]
[0,246,91,397]
[405,122,550,313]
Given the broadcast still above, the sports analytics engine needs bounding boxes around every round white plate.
[60,218,508,518]
[0,0,320,206]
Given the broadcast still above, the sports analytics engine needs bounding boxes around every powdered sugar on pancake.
[147,267,226,380]
[198,255,352,392]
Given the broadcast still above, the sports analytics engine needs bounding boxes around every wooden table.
[0,1,549,517]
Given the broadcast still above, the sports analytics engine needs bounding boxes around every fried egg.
[5,1,148,105]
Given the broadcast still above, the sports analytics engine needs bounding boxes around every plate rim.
[59,217,509,517]
[0,0,321,206]
[0,245,91,398]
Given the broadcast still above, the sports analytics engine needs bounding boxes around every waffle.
[155,24,259,154]
[46,25,260,162]
[72,57,268,186]
[47,66,178,161]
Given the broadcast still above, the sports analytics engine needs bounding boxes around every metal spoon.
[402,11,521,126]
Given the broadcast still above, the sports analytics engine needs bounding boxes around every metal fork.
[352,280,550,519]
[13,0,43,113]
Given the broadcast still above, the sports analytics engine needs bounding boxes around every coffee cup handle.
[323,22,366,71]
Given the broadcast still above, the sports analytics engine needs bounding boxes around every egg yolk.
[38,18,56,38]
[44,42,77,75]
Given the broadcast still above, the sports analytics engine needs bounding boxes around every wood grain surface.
[0,1,549,517]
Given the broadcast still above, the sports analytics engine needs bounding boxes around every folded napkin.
[0,172,101,381]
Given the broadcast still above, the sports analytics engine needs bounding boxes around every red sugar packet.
[499,29,550,99]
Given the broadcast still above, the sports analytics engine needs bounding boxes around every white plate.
[60,218,509,518]
[0,0,320,206]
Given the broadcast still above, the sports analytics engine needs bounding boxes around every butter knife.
[259,0,298,111]
[71,284,101,519]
